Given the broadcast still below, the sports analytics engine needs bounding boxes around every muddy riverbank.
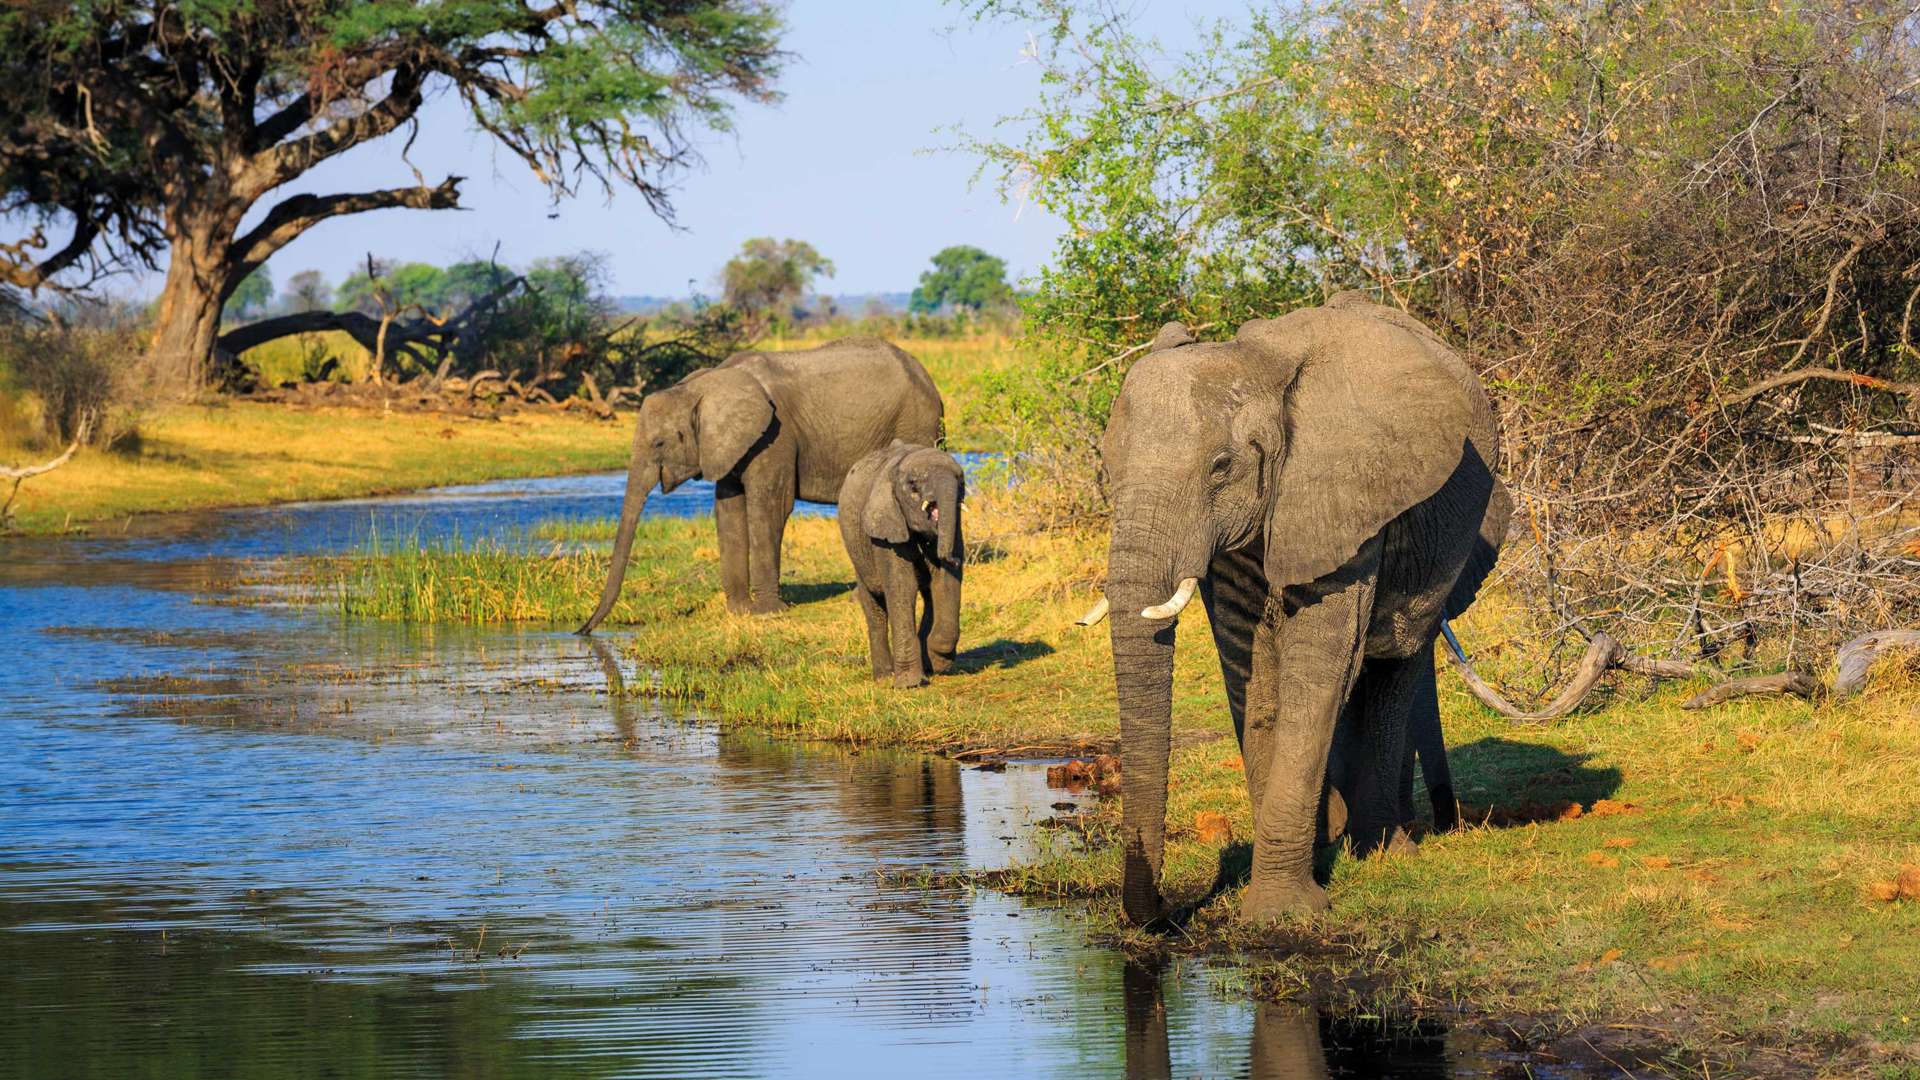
[1,474,1647,1077]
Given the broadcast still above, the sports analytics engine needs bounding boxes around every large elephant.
[578,338,944,632]
[1092,293,1509,924]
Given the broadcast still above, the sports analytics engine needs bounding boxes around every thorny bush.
[966,0,1920,686]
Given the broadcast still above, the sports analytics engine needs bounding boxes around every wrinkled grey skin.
[837,441,965,688]
[1100,293,1509,924]
[579,338,943,632]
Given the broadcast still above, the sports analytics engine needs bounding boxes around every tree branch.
[229,176,464,273]
[0,218,102,291]
[1721,365,1920,407]
[241,64,429,199]
[217,268,521,364]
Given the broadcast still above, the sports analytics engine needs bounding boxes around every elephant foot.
[927,652,955,676]
[724,595,754,616]
[1240,877,1329,923]
[890,670,928,690]
[748,598,790,616]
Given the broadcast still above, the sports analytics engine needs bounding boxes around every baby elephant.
[837,441,965,688]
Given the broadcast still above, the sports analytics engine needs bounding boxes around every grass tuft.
[300,507,1920,1066]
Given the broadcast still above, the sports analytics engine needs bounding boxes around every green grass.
[239,329,378,386]
[296,507,1920,1072]
[527,515,621,543]
[323,532,610,623]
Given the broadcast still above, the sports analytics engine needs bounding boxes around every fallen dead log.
[1441,620,1918,718]
[1680,671,1824,709]
[2,413,91,525]
[580,372,613,419]
[1439,627,1639,723]
[1833,629,1920,698]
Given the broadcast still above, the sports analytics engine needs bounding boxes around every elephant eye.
[1210,452,1233,477]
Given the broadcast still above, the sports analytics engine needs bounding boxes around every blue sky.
[229,1,1250,298]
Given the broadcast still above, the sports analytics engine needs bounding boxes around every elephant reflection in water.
[710,741,966,845]
[1122,962,1328,1080]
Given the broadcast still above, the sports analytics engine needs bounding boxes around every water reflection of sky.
[17,452,997,565]
[0,471,1584,1079]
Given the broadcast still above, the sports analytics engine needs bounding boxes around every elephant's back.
[737,339,945,501]
[1257,298,1508,653]
[743,338,941,418]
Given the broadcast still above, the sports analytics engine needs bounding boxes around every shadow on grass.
[1446,736,1624,824]
[953,638,1055,673]
[1163,737,1626,920]
[779,580,854,606]
[964,540,1011,564]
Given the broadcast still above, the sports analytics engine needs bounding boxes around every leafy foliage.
[964,0,1920,652]
[281,270,333,314]
[718,237,836,332]
[909,245,1013,313]
[225,267,274,322]
[0,0,785,381]
[336,262,450,318]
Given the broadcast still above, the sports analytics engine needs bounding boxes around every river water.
[0,471,1586,1078]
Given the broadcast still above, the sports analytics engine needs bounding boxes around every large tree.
[719,237,833,330]
[0,0,784,387]
[909,245,1011,313]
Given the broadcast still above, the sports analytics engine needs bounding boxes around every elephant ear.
[1242,309,1480,588]
[692,367,775,481]
[862,446,912,543]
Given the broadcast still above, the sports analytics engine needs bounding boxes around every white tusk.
[1075,596,1110,627]
[1141,577,1198,620]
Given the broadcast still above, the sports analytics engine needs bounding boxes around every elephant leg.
[1244,555,1376,921]
[1407,641,1457,831]
[1243,614,1282,828]
[884,552,926,688]
[926,522,962,675]
[1200,544,1268,761]
[713,476,752,614]
[855,583,891,682]
[1323,694,1361,845]
[1201,546,1280,827]
[1344,651,1424,858]
[744,458,796,615]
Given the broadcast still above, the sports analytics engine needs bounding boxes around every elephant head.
[862,442,965,561]
[1099,302,1487,924]
[577,366,774,634]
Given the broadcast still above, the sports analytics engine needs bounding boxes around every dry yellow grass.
[305,491,1920,1069]
[0,401,626,533]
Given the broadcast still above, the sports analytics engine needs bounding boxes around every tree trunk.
[147,227,234,393]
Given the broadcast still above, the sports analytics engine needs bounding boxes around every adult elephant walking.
[578,338,943,632]
[1091,293,1508,924]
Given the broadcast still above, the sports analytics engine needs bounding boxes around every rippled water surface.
[0,473,1585,1077]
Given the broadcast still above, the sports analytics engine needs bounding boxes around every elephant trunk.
[1111,598,1175,925]
[935,474,961,563]
[1107,506,1209,925]
[577,453,659,635]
